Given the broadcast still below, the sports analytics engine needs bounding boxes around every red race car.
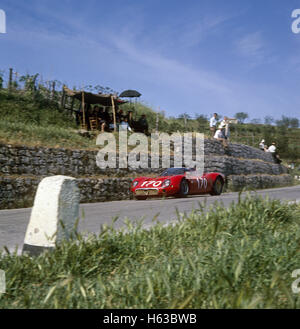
[131,167,225,200]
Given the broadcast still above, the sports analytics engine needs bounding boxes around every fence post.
[8,68,13,92]
[61,86,66,110]
[51,81,56,100]
[156,109,159,133]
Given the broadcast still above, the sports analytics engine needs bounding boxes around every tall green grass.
[0,121,96,149]
[0,195,299,309]
[0,90,75,128]
[0,89,99,149]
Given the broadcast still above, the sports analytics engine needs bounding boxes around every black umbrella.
[119,90,141,98]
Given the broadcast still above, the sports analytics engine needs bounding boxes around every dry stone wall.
[0,139,292,209]
[0,174,292,209]
[0,140,285,176]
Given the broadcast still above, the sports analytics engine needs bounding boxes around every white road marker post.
[0,269,5,295]
[22,176,80,256]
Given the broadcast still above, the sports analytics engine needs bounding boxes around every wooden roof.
[63,86,127,106]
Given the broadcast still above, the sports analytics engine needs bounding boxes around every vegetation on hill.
[0,70,299,162]
[0,89,96,149]
[0,196,299,308]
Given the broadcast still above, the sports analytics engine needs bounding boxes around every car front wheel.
[176,179,189,198]
[210,177,224,196]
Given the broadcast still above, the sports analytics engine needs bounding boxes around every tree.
[275,115,290,128]
[250,118,261,124]
[234,112,249,124]
[19,73,39,92]
[178,112,191,120]
[195,114,208,124]
[264,116,274,125]
[289,118,299,128]
[94,85,118,95]
[178,112,191,130]
[0,71,3,89]
[275,115,299,128]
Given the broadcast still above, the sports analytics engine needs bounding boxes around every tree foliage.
[235,112,249,124]
[264,116,274,125]
[276,115,299,128]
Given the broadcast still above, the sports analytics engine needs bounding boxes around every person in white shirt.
[119,117,132,132]
[209,113,218,138]
[220,116,231,140]
[259,139,265,151]
[214,124,227,147]
[268,142,282,163]
[268,142,276,153]
[214,128,224,139]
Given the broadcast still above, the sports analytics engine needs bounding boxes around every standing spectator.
[95,106,107,133]
[259,139,265,151]
[138,114,149,135]
[209,113,218,138]
[108,113,116,131]
[101,107,110,123]
[116,109,125,123]
[268,142,281,164]
[220,116,231,141]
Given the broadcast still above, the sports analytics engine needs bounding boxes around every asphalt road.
[1,185,300,254]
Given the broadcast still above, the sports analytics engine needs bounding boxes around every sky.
[1,0,300,121]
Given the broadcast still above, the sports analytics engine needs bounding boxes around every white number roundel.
[153,181,162,187]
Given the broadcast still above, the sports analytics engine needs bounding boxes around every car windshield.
[160,168,188,176]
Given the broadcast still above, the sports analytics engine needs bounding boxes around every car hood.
[144,175,182,181]
[134,175,180,188]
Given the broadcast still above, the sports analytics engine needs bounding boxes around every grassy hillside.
[0,196,299,308]
[0,86,300,163]
[0,89,98,149]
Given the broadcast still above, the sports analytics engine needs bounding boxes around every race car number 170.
[140,181,162,188]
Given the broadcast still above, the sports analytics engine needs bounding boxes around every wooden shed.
[61,86,127,132]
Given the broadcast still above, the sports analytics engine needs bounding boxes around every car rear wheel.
[176,179,189,198]
[210,177,224,196]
